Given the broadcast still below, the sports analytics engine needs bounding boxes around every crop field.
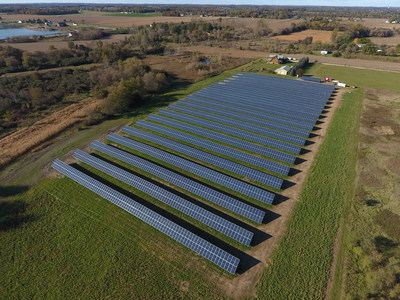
[104,12,163,17]
[270,29,334,43]
[0,13,223,28]
[3,34,128,52]
[370,35,400,46]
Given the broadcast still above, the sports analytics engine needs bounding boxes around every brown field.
[2,34,128,52]
[370,35,400,46]
[340,18,400,30]
[1,13,224,28]
[0,98,102,168]
[271,29,333,43]
[183,45,400,72]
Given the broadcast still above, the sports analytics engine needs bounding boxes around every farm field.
[332,88,400,299]
[1,34,128,52]
[270,29,334,43]
[308,64,400,92]
[340,17,400,29]
[0,13,223,28]
[183,45,400,72]
[370,35,400,46]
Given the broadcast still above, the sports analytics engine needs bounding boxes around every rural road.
[183,46,400,73]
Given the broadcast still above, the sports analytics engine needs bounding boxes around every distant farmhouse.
[275,65,291,76]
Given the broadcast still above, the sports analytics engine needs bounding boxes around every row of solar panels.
[51,73,334,274]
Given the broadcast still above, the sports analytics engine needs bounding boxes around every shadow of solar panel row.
[184,97,314,131]
[175,100,311,138]
[51,159,240,274]
[193,91,322,121]
[202,85,329,110]
[91,142,266,223]
[153,111,302,155]
[123,126,283,189]
[108,133,276,204]
[188,95,318,124]
[145,115,297,164]
[73,150,254,246]
[135,121,290,176]
[168,104,307,145]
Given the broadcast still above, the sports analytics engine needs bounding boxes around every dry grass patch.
[270,29,334,43]
[0,98,102,167]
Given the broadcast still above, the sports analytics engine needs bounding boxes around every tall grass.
[256,89,363,299]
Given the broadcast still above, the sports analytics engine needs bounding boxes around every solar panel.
[146,115,297,164]
[73,149,254,246]
[184,97,314,131]
[167,104,307,145]
[107,133,276,204]
[122,126,283,189]
[192,93,320,123]
[174,100,311,138]
[91,141,266,223]
[196,89,326,115]
[155,110,305,153]
[187,95,317,125]
[51,159,240,274]
[134,121,290,175]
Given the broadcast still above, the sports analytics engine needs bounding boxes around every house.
[320,50,331,55]
[269,54,286,64]
[275,65,291,76]
[337,82,346,87]
[45,21,53,26]
[17,20,22,24]
[72,22,78,26]
[356,43,366,48]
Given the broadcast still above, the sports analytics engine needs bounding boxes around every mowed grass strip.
[256,88,363,299]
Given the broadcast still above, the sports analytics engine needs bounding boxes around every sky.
[0,0,399,7]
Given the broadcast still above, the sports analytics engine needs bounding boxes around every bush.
[332,51,342,57]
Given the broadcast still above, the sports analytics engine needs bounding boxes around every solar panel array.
[122,126,283,189]
[50,73,335,274]
[73,149,254,246]
[90,141,266,223]
[156,109,302,154]
[51,159,240,273]
[146,114,297,164]
[107,133,275,205]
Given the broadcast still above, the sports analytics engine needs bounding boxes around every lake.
[0,28,66,40]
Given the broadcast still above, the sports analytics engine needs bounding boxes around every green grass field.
[307,64,400,92]
[104,12,163,17]
[256,88,363,299]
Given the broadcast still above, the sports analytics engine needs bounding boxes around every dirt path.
[183,46,400,72]
[216,86,347,298]
[0,98,102,168]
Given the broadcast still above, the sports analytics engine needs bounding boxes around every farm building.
[320,50,331,55]
[275,65,291,76]
[269,54,286,64]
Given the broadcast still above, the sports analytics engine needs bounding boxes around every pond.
[0,28,66,40]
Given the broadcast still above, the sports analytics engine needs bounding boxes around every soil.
[182,45,400,72]
[271,29,334,43]
[216,87,346,299]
